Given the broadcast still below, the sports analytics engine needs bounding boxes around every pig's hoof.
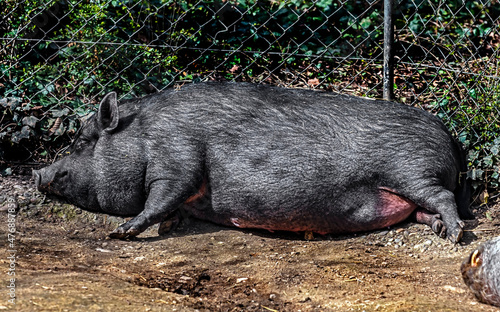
[447,222,464,243]
[125,227,141,237]
[109,228,127,239]
[109,225,141,239]
[158,213,181,236]
[304,231,314,241]
[427,214,447,238]
[158,220,174,235]
[430,217,444,235]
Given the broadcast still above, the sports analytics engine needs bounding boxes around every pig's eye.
[75,138,93,150]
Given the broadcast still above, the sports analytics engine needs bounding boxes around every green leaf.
[52,108,70,118]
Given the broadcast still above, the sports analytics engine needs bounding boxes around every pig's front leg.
[109,180,191,239]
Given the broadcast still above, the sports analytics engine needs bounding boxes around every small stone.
[96,248,112,253]
[179,276,192,281]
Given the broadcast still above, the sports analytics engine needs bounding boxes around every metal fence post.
[383,0,394,101]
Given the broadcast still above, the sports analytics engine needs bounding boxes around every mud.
[1,172,499,311]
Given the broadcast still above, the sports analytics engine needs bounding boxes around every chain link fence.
[1,0,499,191]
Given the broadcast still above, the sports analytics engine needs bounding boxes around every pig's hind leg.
[407,187,464,243]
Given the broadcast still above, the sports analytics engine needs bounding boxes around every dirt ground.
[1,171,500,312]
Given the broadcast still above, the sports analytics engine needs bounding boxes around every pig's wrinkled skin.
[462,237,500,307]
[33,83,472,241]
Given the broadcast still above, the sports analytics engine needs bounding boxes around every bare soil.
[1,172,500,312]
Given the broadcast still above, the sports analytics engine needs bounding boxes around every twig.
[464,229,497,232]
[0,123,17,133]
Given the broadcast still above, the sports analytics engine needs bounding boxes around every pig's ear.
[98,92,119,133]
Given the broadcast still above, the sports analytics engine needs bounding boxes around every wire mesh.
[0,0,499,188]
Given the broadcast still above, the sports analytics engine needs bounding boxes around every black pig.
[33,83,471,241]
[462,237,500,307]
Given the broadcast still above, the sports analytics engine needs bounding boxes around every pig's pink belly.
[222,188,418,234]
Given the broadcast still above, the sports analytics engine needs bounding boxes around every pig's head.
[33,92,124,213]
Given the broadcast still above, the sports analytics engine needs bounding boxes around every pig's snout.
[33,167,67,195]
